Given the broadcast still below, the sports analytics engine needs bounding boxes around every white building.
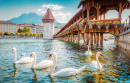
[42,8,55,39]
[0,20,17,33]
[35,24,43,34]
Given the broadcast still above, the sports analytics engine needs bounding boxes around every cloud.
[37,9,41,11]
[41,10,46,14]
[42,4,64,10]
[52,12,72,23]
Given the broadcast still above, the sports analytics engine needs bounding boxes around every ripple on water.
[0,39,130,82]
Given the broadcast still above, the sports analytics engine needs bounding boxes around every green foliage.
[88,22,92,25]
[10,32,15,36]
[95,22,99,25]
[16,32,20,36]
[25,32,30,36]
[17,28,23,33]
[0,32,3,35]
[113,21,121,25]
[105,21,109,25]
[109,21,112,24]
[33,33,37,37]
[92,22,96,25]
[23,26,31,33]
[4,32,9,35]
[37,33,40,37]
[40,34,43,37]
[20,32,25,36]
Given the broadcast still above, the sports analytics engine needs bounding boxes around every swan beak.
[30,54,32,58]
[12,49,14,52]
[100,54,103,59]
[48,54,52,60]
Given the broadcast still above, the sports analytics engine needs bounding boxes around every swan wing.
[90,61,103,70]
[33,60,53,69]
[85,51,92,56]
[16,57,32,64]
[52,68,78,77]
[90,61,98,69]
[52,66,86,77]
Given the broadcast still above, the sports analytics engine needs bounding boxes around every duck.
[30,52,53,69]
[48,52,86,77]
[12,47,34,64]
[85,45,92,56]
[90,52,104,71]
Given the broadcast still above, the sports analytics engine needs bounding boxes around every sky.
[0,0,130,23]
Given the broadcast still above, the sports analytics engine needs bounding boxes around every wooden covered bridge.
[56,0,130,46]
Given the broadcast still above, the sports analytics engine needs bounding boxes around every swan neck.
[49,55,57,76]
[14,50,17,63]
[96,53,100,70]
[32,54,36,68]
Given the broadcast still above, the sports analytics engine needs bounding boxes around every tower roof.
[42,8,55,20]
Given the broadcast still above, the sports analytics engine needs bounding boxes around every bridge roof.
[78,0,130,9]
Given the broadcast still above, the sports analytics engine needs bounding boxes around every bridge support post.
[86,33,89,45]
[96,33,99,45]
[77,30,80,43]
[94,33,96,44]
[100,33,103,46]
[90,33,93,45]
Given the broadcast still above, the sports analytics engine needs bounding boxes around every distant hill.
[8,12,65,26]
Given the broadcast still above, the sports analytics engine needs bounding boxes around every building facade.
[35,24,43,34]
[42,8,55,39]
[0,20,17,33]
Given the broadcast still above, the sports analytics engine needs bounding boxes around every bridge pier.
[100,33,103,46]
[90,33,93,45]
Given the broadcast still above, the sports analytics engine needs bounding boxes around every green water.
[0,39,130,83]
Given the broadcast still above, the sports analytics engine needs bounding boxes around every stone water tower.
[42,8,55,39]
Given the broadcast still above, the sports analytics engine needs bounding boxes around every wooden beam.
[90,33,93,45]
[100,33,103,46]
[103,13,105,19]
[96,33,99,45]
[118,2,122,20]
[86,33,89,45]
[87,8,90,21]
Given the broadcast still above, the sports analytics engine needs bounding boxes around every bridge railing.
[119,16,130,34]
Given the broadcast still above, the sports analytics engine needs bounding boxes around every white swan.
[90,52,103,71]
[30,52,53,69]
[12,47,34,64]
[48,52,86,77]
[85,45,92,56]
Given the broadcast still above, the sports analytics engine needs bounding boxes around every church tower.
[42,8,55,39]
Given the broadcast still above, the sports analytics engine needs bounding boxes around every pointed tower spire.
[42,9,55,23]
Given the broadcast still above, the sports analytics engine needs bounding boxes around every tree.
[23,26,31,33]
[33,33,37,37]
[4,32,9,35]
[10,32,15,36]
[25,32,30,36]
[16,32,20,36]
[17,28,23,33]
[40,34,43,37]
[20,32,25,36]
[0,32,3,36]
[37,33,40,37]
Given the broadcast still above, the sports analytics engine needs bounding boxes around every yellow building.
[0,20,17,33]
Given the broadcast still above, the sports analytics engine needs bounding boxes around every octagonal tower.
[42,8,55,39]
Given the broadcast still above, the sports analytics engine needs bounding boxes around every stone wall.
[117,30,130,57]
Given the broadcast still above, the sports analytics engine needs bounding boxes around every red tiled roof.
[0,20,16,25]
[42,9,55,20]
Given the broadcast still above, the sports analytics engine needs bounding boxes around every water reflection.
[32,69,37,82]
[11,63,17,78]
